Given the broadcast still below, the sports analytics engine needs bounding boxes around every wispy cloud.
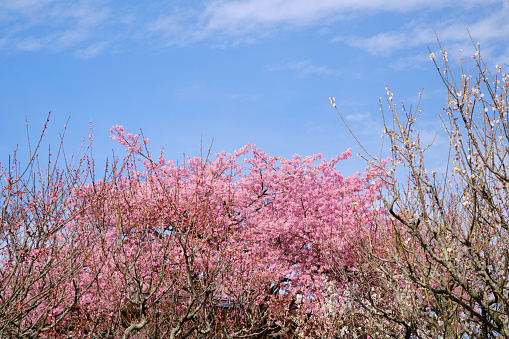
[14,38,43,51]
[1,0,506,58]
[0,0,114,54]
[332,3,509,61]
[200,0,495,32]
[345,112,372,122]
[340,111,383,137]
[74,41,108,59]
[189,0,500,41]
[269,60,343,77]
[0,0,56,12]
[133,0,507,55]
[332,28,435,56]
[146,5,201,45]
[389,53,431,71]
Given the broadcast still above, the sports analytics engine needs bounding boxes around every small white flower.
[429,52,435,60]
[329,96,336,107]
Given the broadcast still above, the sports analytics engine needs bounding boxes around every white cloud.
[345,112,371,121]
[203,0,489,27]
[0,0,56,11]
[1,0,506,57]
[146,7,198,45]
[140,0,504,48]
[269,60,343,76]
[340,111,383,137]
[196,0,499,38]
[332,2,509,60]
[0,0,112,55]
[15,37,45,51]
[389,53,431,71]
[11,28,92,53]
[74,41,108,59]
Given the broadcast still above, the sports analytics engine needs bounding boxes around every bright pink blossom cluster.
[0,125,388,337]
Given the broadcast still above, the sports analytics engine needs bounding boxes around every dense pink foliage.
[0,124,387,337]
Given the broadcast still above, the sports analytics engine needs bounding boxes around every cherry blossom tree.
[0,106,385,338]
[59,126,385,338]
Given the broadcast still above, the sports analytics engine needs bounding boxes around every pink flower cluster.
[0,126,388,337]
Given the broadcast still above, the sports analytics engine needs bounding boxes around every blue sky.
[1,0,508,176]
